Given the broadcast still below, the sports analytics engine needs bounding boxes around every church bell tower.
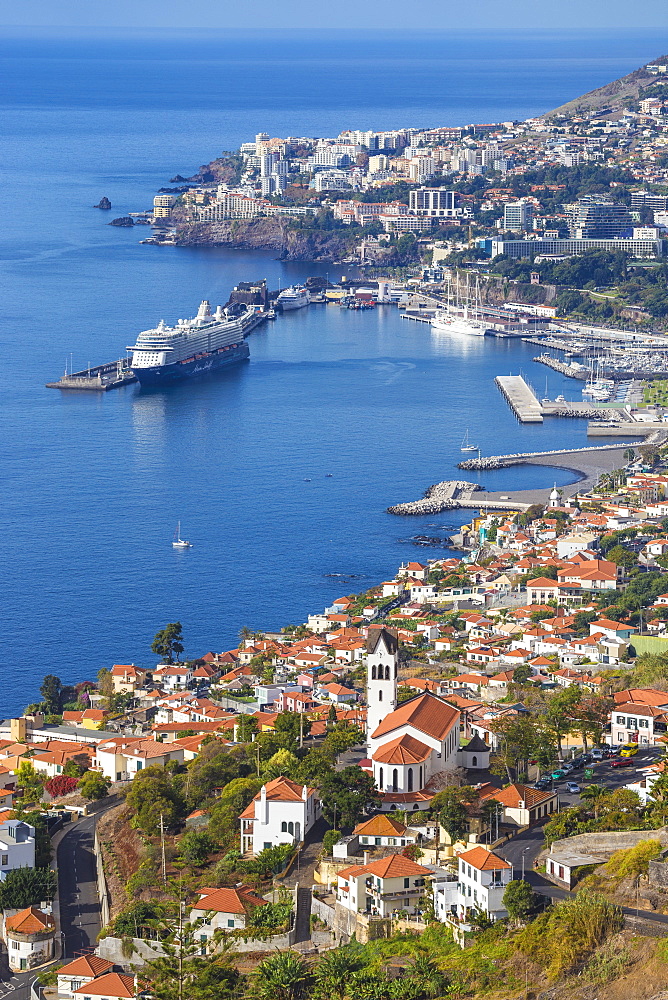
[366,627,398,748]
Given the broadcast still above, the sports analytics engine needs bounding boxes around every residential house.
[455,847,513,922]
[72,972,137,1000]
[3,907,55,971]
[478,783,558,826]
[352,814,418,848]
[189,885,268,938]
[240,776,321,855]
[0,821,35,878]
[336,853,431,917]
[57,956,115,997]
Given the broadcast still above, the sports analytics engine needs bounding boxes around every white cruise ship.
[276,286,311,311]
[127,300,252,386]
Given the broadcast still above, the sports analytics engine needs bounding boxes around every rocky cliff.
[545,55,668,118]
[173,217,353,261]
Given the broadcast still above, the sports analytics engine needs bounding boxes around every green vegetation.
[151,622,185,663]
[0,867,57,909]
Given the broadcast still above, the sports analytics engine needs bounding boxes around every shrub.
[45,775,79,798]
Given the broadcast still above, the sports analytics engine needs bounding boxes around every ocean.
[1,28,665,716]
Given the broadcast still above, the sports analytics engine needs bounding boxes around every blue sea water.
[2,28,667,715]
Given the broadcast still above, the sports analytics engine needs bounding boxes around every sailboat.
[461,429,478,453]
[172,522,192,549]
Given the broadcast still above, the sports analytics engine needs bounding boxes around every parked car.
[534,777,552,790]
[561,762,575,773]
[590,748,605,760]
[551,769,567,780]
[569,758,585,769]
[610,757,632,768]
[566,781,581,794]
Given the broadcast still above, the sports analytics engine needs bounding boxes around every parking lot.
[543,745,663,808]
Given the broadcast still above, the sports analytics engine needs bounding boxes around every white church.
[364,628,476,812]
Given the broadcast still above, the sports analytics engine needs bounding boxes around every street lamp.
[521,847,531,881]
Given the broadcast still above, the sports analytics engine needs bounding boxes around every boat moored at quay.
[276,286,310,311]
[127,300,262,385]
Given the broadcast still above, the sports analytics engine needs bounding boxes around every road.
[0,812,104,1000]
[56,812,102,959]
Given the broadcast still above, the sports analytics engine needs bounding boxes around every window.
[281,822,287,832]
[379,767,383,788]
[385,665,390,680]
[136,760,143,771]
[361,836,368,844]
[1,855,7,866]
[11,941,18,950]
[404,878,410,888]
[639,719,649,728]
[227,919,235,928]
[392,769,398,792]
[371,665,376,680]
[379,691,382,701]
[616,715,625,725]
[407,768,413,792]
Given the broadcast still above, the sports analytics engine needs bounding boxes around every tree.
[605,838,663,881]
[318,767,381,830]
[544,685,582,754]
[152,622,185,664]
[39,674,63,714]
[140,909,241,1000]
[314,944,366,999]
[322,829,342,855]
[178,829,216,867]
[0,868,57,909]
[273,711,303,749]
[512,664,531,685]
[262,748,301,782]
[503,879,537,922]
[78,771,111,800]
[580,783,608,820]
[253,951,312,1000]
[235,714,258,743]
[437,788,470,844]
[126,766,184,834]
[16,762,44,804]
[606,544,638,570]
[45,775,78,798]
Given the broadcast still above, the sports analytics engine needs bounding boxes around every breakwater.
[457,441,646,471]
[387,480,481,515]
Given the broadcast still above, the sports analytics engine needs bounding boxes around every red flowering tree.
[45,775,79,798]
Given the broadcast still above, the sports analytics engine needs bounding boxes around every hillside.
[544,56,668,119]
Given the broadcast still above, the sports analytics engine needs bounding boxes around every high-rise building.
[503,200,533,232]
[409,188,459,218]
[631,191,668,211]
[564,195,632,239]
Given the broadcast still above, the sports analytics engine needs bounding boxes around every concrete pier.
[495,375,544,423]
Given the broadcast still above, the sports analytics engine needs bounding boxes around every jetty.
[457,441,648,472]
[495,375,544,422]
[46,359,137,391]
[387,480,529,515]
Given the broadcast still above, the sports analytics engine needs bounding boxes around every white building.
[366,628,460,812]
[189,885,269,938]
[503,200,533,231]
[240,775,321,855]
[336,853,430,917]
[456,846,513,921]
[0,821,35,878]
[93,738,184,782]
[3,907,55,972]
[57,955,115,997]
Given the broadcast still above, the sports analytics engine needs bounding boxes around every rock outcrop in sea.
[94,197,111,210]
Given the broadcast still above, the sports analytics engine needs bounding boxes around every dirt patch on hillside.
[97,802,144,921]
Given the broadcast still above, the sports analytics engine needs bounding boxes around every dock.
[46,359,137,391]
[495,375,543,423]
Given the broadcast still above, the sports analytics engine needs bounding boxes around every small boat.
[172,521,192,548]
[461,429,477,453]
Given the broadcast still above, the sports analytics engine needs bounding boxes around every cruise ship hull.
[431,317,489,337]
[132,342,249,385]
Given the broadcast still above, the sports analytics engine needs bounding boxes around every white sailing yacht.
[172,521,192,548]
[431,273,491,337]
[461,429,478,452]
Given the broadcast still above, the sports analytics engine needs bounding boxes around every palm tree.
[580,783,609,820]
[254,952,312,1000]
[315,945,366,999]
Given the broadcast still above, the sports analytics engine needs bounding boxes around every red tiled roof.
[459,846,511,871]
[373,733,432,765]
[371,692,459,741]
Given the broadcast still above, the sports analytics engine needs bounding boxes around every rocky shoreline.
[387,480,482,515]
[172,217,353,262]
